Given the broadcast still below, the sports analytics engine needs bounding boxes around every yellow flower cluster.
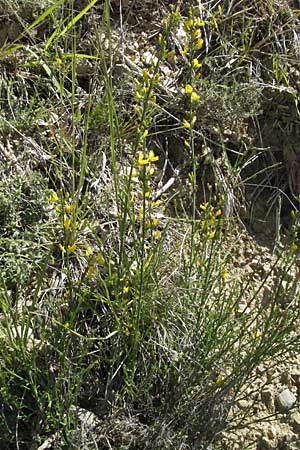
[199,202,222,240]
[138,150,159,166]
[180,13,205,57]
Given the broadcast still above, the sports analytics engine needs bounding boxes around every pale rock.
[276,388,297,410]
[142,51,158,66]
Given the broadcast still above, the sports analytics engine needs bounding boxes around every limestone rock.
[276,389,297,411]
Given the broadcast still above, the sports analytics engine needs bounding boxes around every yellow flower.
[67,243,77,253]
[185,84,193,94]
[195,38,204,50]
[155,230,161,239]
[144,191,151,198]
[58,243,65,253]
[215,209,222,217]
[148,150,159,162]
[49,191,58,203]
[138,152,149,165]
[183,119,191,129]
[194,29,201,38]
[143,129,149,138]
[191,92,200,102]
[192,58,201,69]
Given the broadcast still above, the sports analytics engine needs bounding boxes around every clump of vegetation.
[1,1,300,449]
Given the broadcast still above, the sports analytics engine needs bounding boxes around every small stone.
[276,388,297,411]
[290,411,300,432]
